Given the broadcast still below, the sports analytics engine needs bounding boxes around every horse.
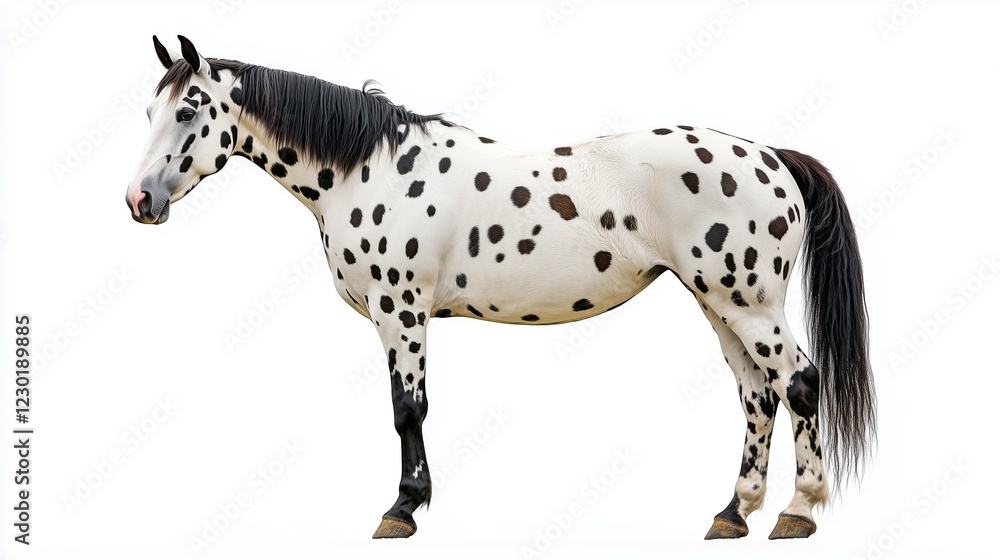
[126,36,876,540]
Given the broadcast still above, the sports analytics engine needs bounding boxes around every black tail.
[774,148,876,493]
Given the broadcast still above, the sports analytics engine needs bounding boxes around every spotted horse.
[126,36,876,541]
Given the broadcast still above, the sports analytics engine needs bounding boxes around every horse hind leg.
[699,300,778,540]
[722,307,829,539]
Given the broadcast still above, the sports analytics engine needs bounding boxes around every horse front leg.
[369,292,431,539]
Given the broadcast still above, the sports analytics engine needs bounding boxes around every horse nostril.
[138,190,152,217]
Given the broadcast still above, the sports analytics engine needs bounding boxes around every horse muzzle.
[127,176,172,224]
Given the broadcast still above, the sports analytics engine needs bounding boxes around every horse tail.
[773,148,876,493]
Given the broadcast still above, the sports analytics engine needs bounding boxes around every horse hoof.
[372,516,417,539]
[767,513,816,539]
[705,516,748,539]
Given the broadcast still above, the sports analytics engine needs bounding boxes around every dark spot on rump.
[721,172,738,197]
[532,224,542,236]
[549,194,578,220]
[761,151,780,171]
[682,172,700,193]
[678,125,694,131]
[518,239,535,254]
[705,223,729,252]
[653,128,673,135]
[511,186,531,208]
[552,167,567,181]
[555,146,573,156]
[768,216,789,240]
[474,171,491,191]
[774,187,786,198]
[733,145,747,157]
[756,168,770,184]
[495,253,505,262]
[695,147,714,164]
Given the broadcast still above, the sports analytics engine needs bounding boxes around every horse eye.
[177,109,196,122]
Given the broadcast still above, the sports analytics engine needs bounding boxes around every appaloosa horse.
[126,36,876,540]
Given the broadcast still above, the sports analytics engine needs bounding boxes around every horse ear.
[177,35,210,77]
[152,35,180,69]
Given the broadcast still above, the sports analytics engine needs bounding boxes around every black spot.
[488,224,504,244]
[705,223,729,252]
[300,187,320,201]
[744,247,758,270]
[399,311,416,328]
[405,238,419,259]
[755,168,770,184]
[439,157,451,173]
[252,153,267,169]
[511,186,531,208]
[572,299,594,312]
[755,342,771,357]
[532,224,542,236]
[678,125,694,131]
[466,304,484,317]
[653,128,673,135]
[179,156,193,173]
[732,145,747,157]
[548,194,578,220]
[475,172,491,191]
[436,309,452,317]
[479,137,495,144]
[532,170,540,177]
[695,148,714,163]
[518,239,536,254]
[721,172,738,197]
[220,101,229,113]
[721,274,736,288]
[215,154,227,170]
[230,87,243,105]
[552,167,567,181]
[681,172,700,194]
[783,261,790,280]
[732,290,749,307]
[694,275,709,293]
[749,220,756,234]
[469,227,480,257]
[201,124,210,138]
[241,136,253,153]
[360,238,370,253]
[445,139,455,147]
[768,216,789,240]
[373,204,385,225]
[456,274,467,288]
[361,165,370,183]
[402,290,415,305]
[522,314,540,321]
[387,268,399,285]
[600,210,616,230]
[774,187,786,198]
[350,208,362,227]
[318,169,334,190]
[220,131,231,149]
[686,134,699,144]
[787,364,820,417]
[691,246,702,258]
[271,163,287,177]
[408,341,421,354]
[594,251,612,272]
[488,304,499,312]
[181,134,196,154]
[209,106,218,120]
[407,181,425,198]
[370,265,382,281]
[623,215,638,231]
[396,145,421,174]
[555,146,573,156]
[379,237,388,255]
[496,253,505,262]
[343,248,356,264]
[427,205,436,217]
[774,257,783,275]
[725,253,736,272]
[775,344,783,355]
[761,151,780,171]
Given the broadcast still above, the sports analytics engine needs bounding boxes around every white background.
[2,1,997,559]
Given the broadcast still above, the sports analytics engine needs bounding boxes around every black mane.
[156,58,446,174]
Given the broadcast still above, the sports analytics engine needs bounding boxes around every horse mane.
[156,58,446,174]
